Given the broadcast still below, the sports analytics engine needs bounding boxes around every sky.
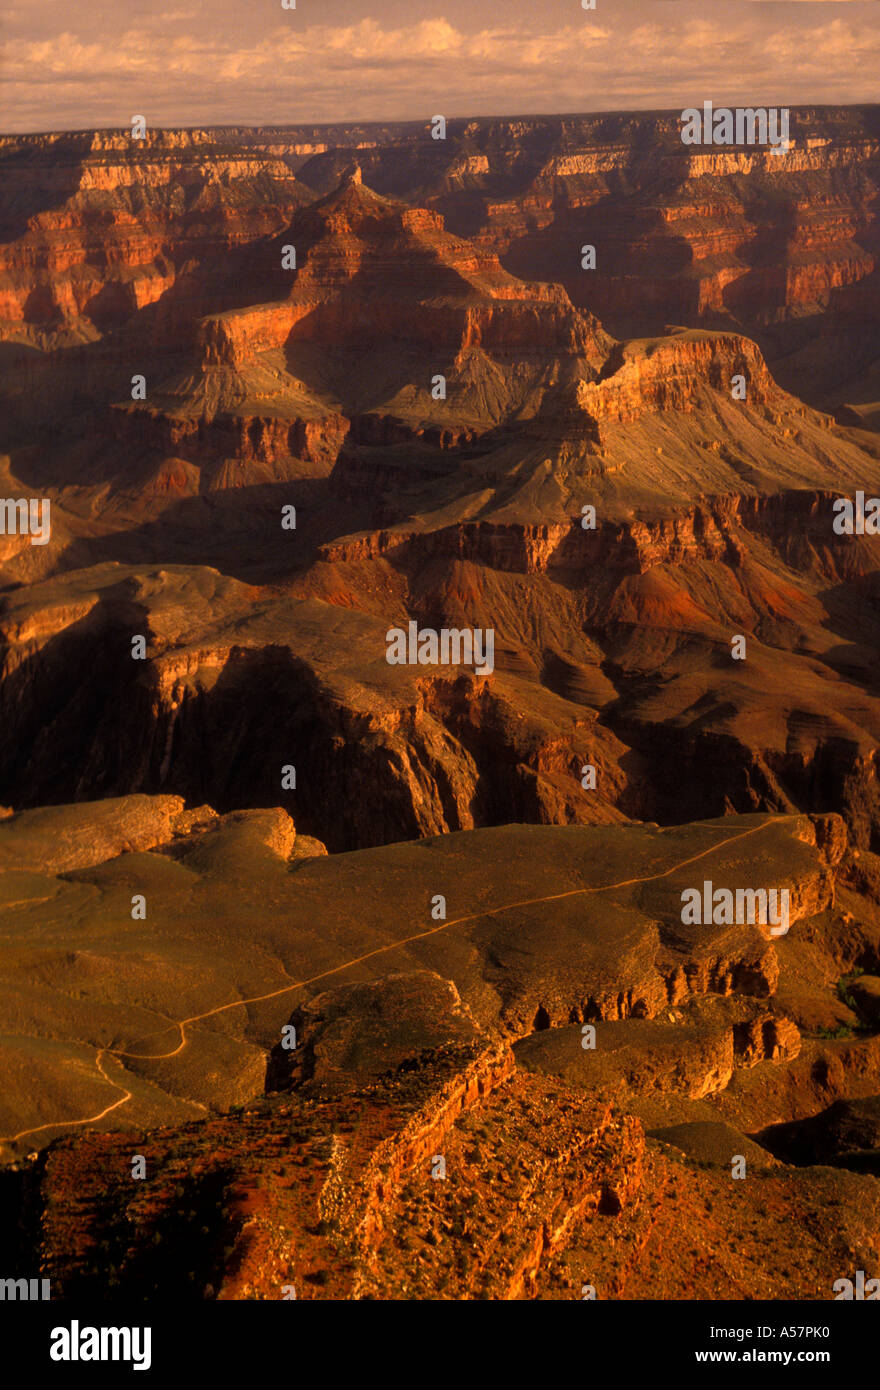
[3,0,879,135]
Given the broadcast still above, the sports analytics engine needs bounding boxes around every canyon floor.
[1,110,880,1299]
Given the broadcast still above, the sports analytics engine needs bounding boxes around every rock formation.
[1,111,879,1301]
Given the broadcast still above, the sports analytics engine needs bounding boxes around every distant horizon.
[5,99,880,142]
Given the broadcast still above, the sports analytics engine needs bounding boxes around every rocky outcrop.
[3,803,879,1299]
[0,136,307,339]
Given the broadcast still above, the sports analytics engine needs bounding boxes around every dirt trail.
[2,820,771,1147]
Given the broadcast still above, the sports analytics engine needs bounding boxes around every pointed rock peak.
[312,165,402,224]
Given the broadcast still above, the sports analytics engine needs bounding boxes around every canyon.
[0,108,879,1299]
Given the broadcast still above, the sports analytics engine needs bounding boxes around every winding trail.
[2,819,773,1147]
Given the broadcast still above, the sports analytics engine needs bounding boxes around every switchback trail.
[3,819,773,1146]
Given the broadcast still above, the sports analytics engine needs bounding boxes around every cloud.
[3,5,878,133]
